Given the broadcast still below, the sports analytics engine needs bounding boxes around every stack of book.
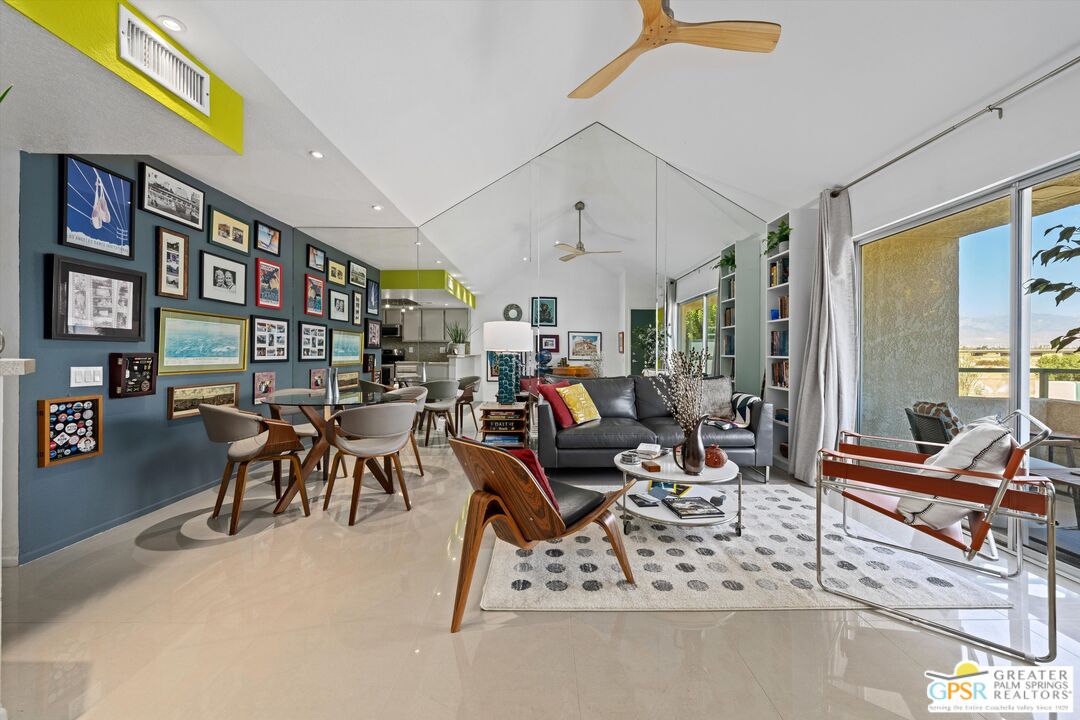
[777,295,789,319]
[769,329,789,356]
[770,359,790,388]
[768,257,790,287]
[722,306,735,326]
[721,334,735,355]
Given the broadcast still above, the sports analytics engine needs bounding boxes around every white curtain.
[791,188,857,484]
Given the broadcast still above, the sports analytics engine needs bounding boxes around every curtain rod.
[831,52,1080,198]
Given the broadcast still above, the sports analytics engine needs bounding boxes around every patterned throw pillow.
[912,401,964,438]
[701,376,734,419]
[707,392,760,430]
[556,384,601,425]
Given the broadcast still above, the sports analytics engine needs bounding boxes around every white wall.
[1,145,20,566]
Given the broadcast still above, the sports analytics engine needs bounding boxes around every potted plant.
[763,220,790,256]
[713,248,736,273]
[445,321,470,355]
[651,348,709,475]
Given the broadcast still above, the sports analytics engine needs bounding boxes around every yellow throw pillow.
[556,384,600,425]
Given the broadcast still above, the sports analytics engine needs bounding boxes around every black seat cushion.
[638,417,755,449]
[634,375,670,419]
[566,376,638,418]
[556,417,657,449]
[550,480,605,527]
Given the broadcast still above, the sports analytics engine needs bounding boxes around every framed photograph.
[156,228,189,299]
[251,315,288,362]
[158,308,248,375]
[365,318,382,349]
[568,331,602,360]
[363,353,375,374]
[253,371,276,405]
[254,221,281,256]
[327,260,346,286]
[61,156,135,259]
[208,208,249,255]
[331,328,364,367]
[349,261,367,288]
[200,251,247,306]
[309,367,328,389]
[307,244,325,271]
[531,296,557,327]
[139,162,204,230]
[49,254,146,341]
[487,351,525,381]
[37,395,103,467]
[618,330,625,354]
[254,258,283,310]
[366,279,381,315]
[338,371,360,392]
[352,292,364,325]
[304,274,325,316]
[329,289,349,322]
[538,334,559,352]
[167,382,240,420]
[298,321,327,362]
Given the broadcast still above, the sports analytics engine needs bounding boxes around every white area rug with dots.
[480,484,1011,611]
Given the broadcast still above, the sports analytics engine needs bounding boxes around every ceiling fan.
[568,0,781,99]
[554,201,623,262]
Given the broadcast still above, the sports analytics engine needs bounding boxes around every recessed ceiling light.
[371,204,383,211]
[522,257,529,261]
[308,150,324,159]
[157,15,185,32]
[435,260,442,264]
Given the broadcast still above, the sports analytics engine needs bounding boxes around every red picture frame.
[254,258,284,310]
[304,274,325,316]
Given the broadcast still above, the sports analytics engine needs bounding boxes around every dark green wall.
[17,153,379,562]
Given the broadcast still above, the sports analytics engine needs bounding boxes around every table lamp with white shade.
[483,321,532,404]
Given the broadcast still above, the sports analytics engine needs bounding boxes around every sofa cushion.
[550,480,605,527]
[702,376,734,418]
[538,381,574,429]
[634,375,670,419]
[570,377,637,418]
[556,417,657,450]
[638,416,756,449]
[557,383,601,424]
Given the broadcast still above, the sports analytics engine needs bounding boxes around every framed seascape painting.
[200,251,247,306]
[253,371,276,405]
[139,163,204,230]
[49,254,146,341]
[251,316,288,362]
[365,279,381,316]
[254,221,281,256]
[156,228,188,299]
[349,261,366,288]
[307,244,325,272]
[309,367,328,389]
[167,382,239,420]
[298,321,327,361]
[568,331,602,360]
[61,156,135,260]
[327,260,346,286]
[331,328,364,367]
[208,208,250,255]
[531,296,557,327]
[365,318,382,349]
[305,274,325,316]
[255,258,283,310]
[329,289,349,322]
[157,308,248,375]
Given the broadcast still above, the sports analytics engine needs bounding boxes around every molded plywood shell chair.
[448,438,636,633]
[199,404,308,535]
[323,402,417,525]
[383,386,428,476]
[421,379,460,446]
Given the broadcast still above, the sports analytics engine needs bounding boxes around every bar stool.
[384,386,428,475]
[455,375,481,434]
[322,402,418,525]
[199,404,309,535]
[420,379,460,446]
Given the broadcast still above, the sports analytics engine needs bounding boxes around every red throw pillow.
[504,448,559,512]
[520,377,541,395]
[538,381,574,429]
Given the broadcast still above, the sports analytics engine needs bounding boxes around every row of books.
[721,334,735,356]
[768,257,790,287]
[722,307,735,326]
[775,407,789,423]
[776,294,789,319]
[770,359,790,388]
[725,277,736,299]
[484,411,520,420]
[769,330,789,357]
[483,434,523,446]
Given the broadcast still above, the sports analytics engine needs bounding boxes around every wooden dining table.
[263,389,402,514]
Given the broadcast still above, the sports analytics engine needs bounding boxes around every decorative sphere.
[536,350,552,367]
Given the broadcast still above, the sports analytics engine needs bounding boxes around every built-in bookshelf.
[718,241,737,378]
[763,209,816,474]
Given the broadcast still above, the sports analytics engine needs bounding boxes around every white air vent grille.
[118,7,210,116]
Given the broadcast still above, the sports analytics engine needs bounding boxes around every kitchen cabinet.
[420,310,445,341]
[402,309,421,342]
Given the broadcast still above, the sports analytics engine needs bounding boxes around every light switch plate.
[71,366,103,387]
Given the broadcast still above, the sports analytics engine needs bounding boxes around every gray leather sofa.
[537,376,773,477]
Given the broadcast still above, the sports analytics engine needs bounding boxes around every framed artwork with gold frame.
[157,308,248,375]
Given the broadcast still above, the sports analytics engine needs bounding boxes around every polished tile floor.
[3,438,1079,719]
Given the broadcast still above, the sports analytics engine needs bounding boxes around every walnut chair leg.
[290,454,310,516]
[271,461,283,500]
[445,411,457,438]
[451,492,492,633]
[409,432,424,477]
[323,453,343,511]
[596,510,635,585]
[229,462,250,536]
[349,457,366,526]
[212,461,234,519]
[391,452,411,511]
[425,411,434,446]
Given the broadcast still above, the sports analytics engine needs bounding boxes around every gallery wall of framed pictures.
[19,151,387,561]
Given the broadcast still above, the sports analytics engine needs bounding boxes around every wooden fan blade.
[553,243,581,253]
[558,254,580,262]
[638,0,669,25]
[670,20,781,53]
[581,250,623,255]
[568,40,649,99]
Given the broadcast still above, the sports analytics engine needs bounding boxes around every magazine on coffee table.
[662,495,726,519]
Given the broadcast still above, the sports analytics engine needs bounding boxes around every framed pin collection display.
[109,352,158,398]
[38,395,103,467]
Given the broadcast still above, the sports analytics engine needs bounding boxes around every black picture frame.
[366,279,381,316]
[298,321,327,362]
[199,250,247,306]
[307,244,326,272]
[363,353,375,373]
[366,318,382,349]
[48,254,146,341]
[60,155,136,260]
[250,315,289,363]
[139,162,205,231]
[531,296,557,327]
[254,220,282,256]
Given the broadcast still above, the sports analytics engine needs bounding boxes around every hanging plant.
[1027,223,1079,351]
[763,220,790,256]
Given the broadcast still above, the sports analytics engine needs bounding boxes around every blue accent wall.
[17,153,381,562]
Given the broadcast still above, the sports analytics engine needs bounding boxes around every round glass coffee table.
[613,452,743,536]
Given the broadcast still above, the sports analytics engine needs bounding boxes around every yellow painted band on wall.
[5,0,243,153]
